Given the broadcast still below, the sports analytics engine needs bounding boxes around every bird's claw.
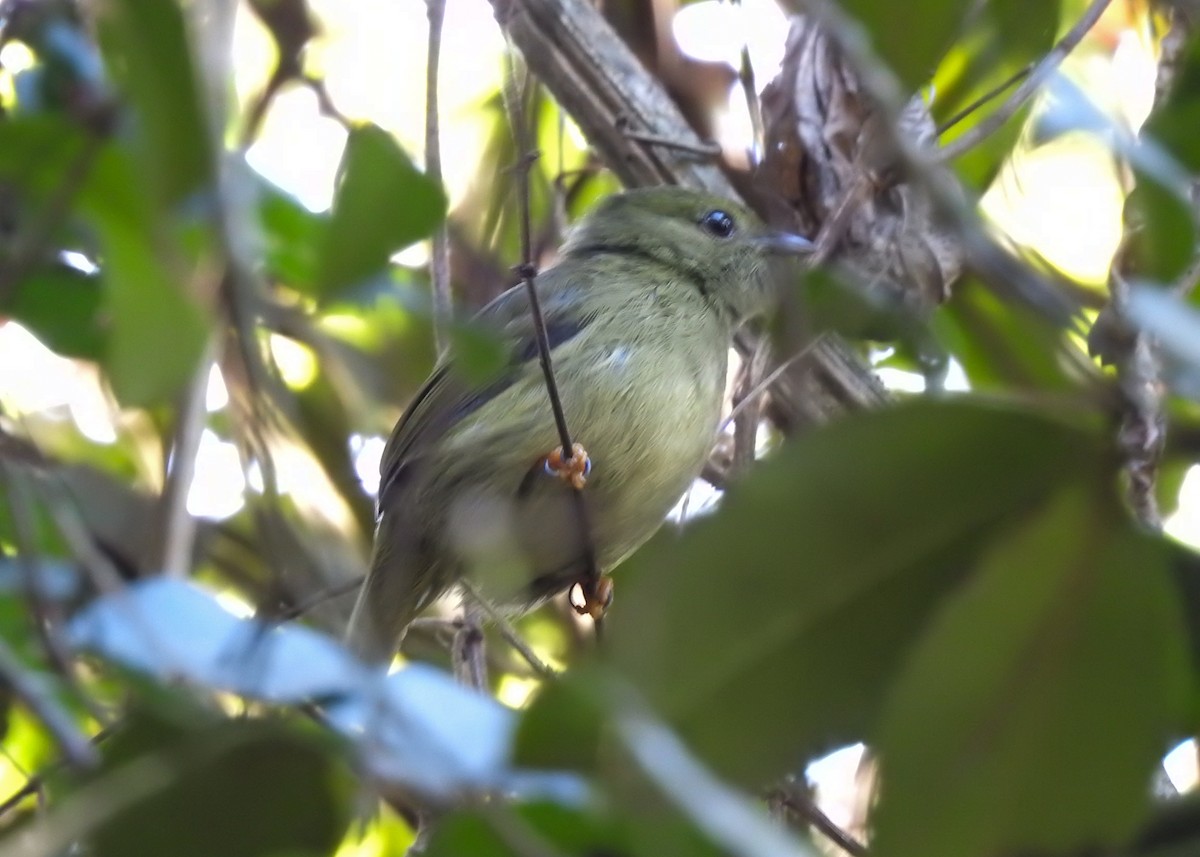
[570,577,613,621]
[543,442,591,490]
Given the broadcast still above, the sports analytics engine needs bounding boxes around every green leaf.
[2,264,106,360]
[424,801,729,857]
[610,400,1105,783]
[89,145,210,406]
[932,0,1061,187]
[935,276,1083,391]
[871,485,1190,857]
[1142,33,1200,173]
[318,124,447,296]
[94,0,213,204]
[1125,176,1197,283]
[0,116,210,405]
[88,715,353,857]
[259,181,327,294]
[513,668,606,774]
[425,804,627,857]
[839,0,968,90]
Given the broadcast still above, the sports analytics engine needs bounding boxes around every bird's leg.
[569,576,613,621]
[542,442,591,490]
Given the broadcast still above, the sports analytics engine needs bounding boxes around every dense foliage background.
[2,0,1200,856]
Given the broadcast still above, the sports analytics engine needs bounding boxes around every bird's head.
[560,186,814,324]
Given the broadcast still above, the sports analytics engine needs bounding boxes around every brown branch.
[493,0,888,432]
[158,336,216,578]
[935,64,1033,137]
[767,780,868,857]
[937,0,1114,163]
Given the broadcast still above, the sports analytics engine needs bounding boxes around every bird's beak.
[750,230,816,255]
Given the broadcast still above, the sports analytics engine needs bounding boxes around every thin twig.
[621,129,722,158]
[935,63,1033,137]
[731,340,770,477]
[936,0,1113,163]
[768,783,868,857]
[159,336,217,578]
[501,45,604,620]
[0,726,113,821]
[459,580,558,679]
[717,337,824,438]
[274,576,363,623]
[0,637,97,771]
[425,0,453,355]
[731,0,763,164]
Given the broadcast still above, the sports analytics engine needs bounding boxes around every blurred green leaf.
[318,124,446,297]
[259,181,327,294]
[935,277,1083,391]
[610,400,1104,783]
[2,264,105,360]
[932,0,1060,187]
[89,713,352,857]
[425,804,625,857]
[1125,176,1197,283]
[871,484,1189,857]
[94,0,213,204]
[932,1,1059,126]
[1142,31,1200,173]
[424,801,730,857]
[0,117,209,405]
[514,668,606,774]
[839,0,967,90]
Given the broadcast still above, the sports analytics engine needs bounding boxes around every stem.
[937,0,1113,163]
[426,0,453,354]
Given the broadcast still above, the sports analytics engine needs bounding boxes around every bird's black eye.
[699,209,735,238]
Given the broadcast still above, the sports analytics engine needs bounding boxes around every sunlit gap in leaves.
[1166,467,1200,554]
[233,0,505,215]
[350,433,385,497]
[1163,738,1200,793]
[981,26,1157,285]
[672,0,787,157]
[184,429,246,520]
[0,323,117,444]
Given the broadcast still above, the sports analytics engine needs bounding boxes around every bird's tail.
[344,515,430,665]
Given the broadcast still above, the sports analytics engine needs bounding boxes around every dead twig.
[425,0,453,354]
[936,0,1113,163]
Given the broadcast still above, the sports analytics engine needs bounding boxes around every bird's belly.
[510,344,726,593]
[430,341,726,608]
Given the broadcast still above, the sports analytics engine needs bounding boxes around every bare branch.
[159,337,217,578]
[426,0,453,355]
[0,637,97,771]
[937,0,1113,163]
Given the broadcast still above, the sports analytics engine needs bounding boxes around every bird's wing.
[375,276,590,515]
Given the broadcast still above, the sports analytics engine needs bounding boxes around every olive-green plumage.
[345,187,811,662]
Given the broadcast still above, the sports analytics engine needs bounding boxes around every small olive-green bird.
[346,187,812,662]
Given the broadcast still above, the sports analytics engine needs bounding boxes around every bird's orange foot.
[543,442,591,490]
[570,577,614,621]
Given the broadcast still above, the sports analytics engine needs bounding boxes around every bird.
[345,186,813,663]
